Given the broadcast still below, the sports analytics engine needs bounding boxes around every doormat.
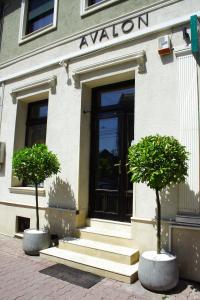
[39,263,104,288]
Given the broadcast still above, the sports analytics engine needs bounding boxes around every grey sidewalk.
[0,234,199,300]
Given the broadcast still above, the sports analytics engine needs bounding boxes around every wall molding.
[131,216,173,224]
[1,10,199,84]
[9,187,46,197]
[176,215,200,225]
[0,0,184,70]
[10,75,57,103]
[72,50,146,87]
[0,199,77,212]
[174,45,192,57]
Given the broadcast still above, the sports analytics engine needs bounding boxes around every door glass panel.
[101,87,134,108]
[127,113,134,191]
[96,117,119,190]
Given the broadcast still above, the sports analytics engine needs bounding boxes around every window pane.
[28,12,53,33]
[28,0,54,20]
[29,102,48,120]
[89,0,103,5]
[101,87,134,108]
[27,0,54,34]
[26,123,47,147]
[26,101,48,147]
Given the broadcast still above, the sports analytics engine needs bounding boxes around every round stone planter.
[23,229,50,256]
[138,251,179,292]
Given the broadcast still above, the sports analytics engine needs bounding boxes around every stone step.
[86,218,132,236]
[76,227,135,247]
[14,233,24,239]
[40,247,138,284]
[59,237,139,265]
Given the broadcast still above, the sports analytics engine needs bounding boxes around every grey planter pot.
[23,229,50,255]
[138,251,179,292]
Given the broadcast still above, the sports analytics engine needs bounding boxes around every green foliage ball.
[128,135,189,191]
[13,144,60,185]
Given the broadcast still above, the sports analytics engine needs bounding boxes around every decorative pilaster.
[177,52,200,214]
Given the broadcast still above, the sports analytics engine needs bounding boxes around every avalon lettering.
[80,13,149,49]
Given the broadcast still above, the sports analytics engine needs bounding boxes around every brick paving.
[0,235,200,300]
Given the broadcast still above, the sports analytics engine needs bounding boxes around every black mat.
[40,263,104,288]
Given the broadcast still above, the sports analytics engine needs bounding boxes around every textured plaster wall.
[172,228,200,282]
[0,66,82,236]
[0,203,76,237]
[0,18,193,235]
[0,0,159,64]
[0,2,199,284]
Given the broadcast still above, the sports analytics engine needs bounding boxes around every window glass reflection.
[101,87,134,108]
[96,117,119,190]
[89,0,103,6]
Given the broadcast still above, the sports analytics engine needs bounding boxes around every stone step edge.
[77,227,132,240]
[40,247,139,277]
[87,218,132,227]
[59,238,138,256]
[14,233,24,239]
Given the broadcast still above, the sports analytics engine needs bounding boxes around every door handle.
[114,160,122,174]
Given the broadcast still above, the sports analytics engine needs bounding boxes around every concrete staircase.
[40,219,139,283]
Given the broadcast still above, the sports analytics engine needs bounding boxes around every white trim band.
[1,11,200,84]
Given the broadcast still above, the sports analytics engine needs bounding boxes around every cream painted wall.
[0,0,198,264]
[171,227,200,282]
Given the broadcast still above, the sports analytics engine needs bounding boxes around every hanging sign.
[190,15,200,54]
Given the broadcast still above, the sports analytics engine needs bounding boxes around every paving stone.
[0,235,200,299]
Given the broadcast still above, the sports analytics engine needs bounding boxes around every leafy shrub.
[13,144,60,230]
[128,135,188,253]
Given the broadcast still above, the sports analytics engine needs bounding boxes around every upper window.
[88,0,104,6]
[26,0,54,34]
[26,100,48,147]
[19,0,58,44]
[80,0,121,17]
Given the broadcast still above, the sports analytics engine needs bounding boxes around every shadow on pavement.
[162,279,200,296]
[39,263,104,288]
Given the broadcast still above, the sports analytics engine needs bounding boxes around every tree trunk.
[35,183,39,230]
[155,189,161,254]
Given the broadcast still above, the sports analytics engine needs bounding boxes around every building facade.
[0,0,199,282]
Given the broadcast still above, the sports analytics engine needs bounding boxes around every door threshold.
[87,218,132,226]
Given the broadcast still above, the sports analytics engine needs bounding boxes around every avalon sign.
[80,13,149,49]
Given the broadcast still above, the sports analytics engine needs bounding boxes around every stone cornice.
[10,75,57,103]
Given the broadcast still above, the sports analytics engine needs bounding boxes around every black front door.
[89,81,134,222]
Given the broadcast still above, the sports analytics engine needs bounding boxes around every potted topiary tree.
[128,135,188,291]
[13,144,60,255]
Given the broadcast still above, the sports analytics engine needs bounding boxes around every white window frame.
[18,0,58,45]
[80,0,121,17]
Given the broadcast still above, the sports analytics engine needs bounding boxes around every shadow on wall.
[153,184,200,252]
[171,226,200,282]
[152,185,178,251]
[178,183,200,213]
[171,184,200,282]
[48,176,76,209]
[45,177,77,238]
